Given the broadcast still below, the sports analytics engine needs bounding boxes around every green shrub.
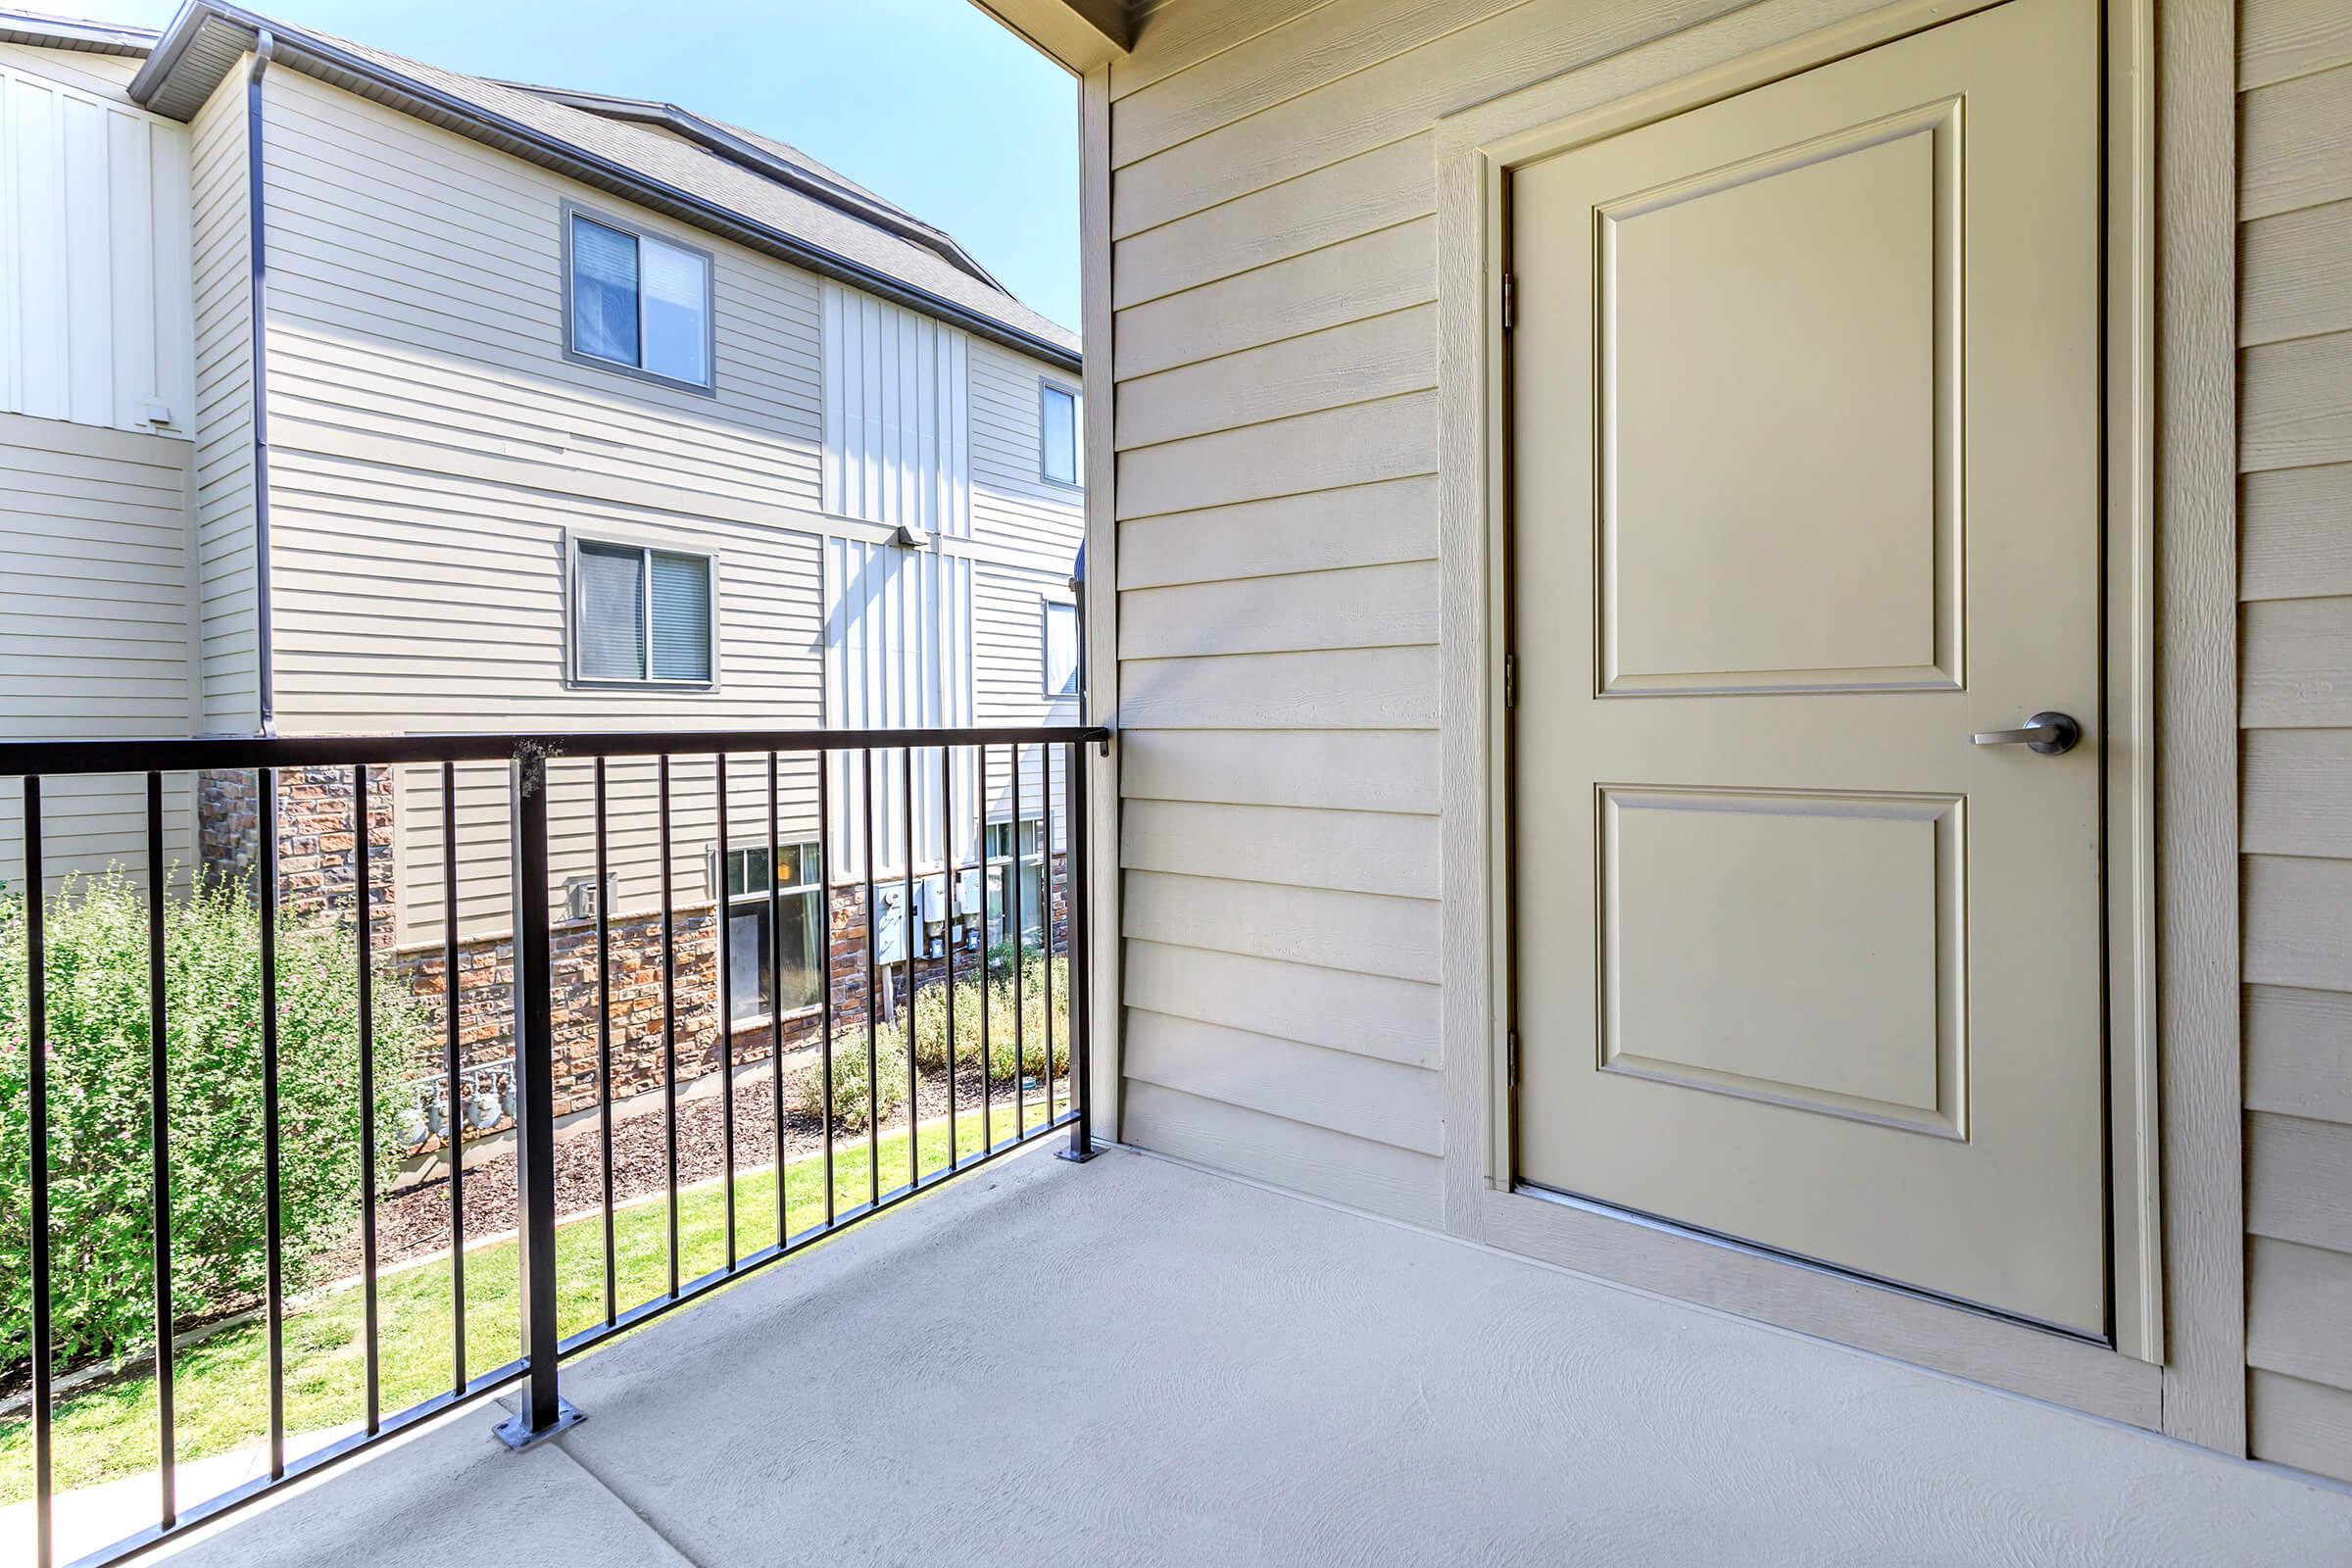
[0,872,428,1378]
[785,1027,909,1134]
[906,950,1069,1084]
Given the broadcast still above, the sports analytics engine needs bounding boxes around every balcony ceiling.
[159,1149,2352,1566]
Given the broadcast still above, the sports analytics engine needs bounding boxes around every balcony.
[63,1143,2352,1567]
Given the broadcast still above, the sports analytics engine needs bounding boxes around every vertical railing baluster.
[595,758,615,1328]
[715,753,736,1269]
[146,773,178,1523]
[496,742,574,1448]
[942,744,956,1171]
[24,778,54,1568]
[440,761,465,1396]
[353,765,379,1440]
[862,750,879,1207]
[902,745,917,1183]
[1061,743,1096,1163]
[262,768,286,1477]
[1012,743,1026,1136]
[660,754,679,1298]
[818,750,835,1226]
[1042,743,1056,1124]
[977,744,992,1151]
[766,750,786,1246]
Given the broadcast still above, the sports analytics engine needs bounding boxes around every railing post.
[1059,740,1098,1163]
[498,742,583,1448]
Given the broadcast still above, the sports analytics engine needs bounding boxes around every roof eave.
[0,8,158,55]
[128,1,1081,371]
[498,81,1016,296]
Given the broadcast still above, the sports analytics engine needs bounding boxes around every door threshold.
[1509,1180,2113,1348]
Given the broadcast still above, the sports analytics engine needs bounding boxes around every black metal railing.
[0,722,1106,1568]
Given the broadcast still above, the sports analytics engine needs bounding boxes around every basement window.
[565,206,715,391]
[984,818,1045,950]
[726,842,823,1022]
[572,540,715,685]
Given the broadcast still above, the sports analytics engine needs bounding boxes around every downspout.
[247,29,274,734]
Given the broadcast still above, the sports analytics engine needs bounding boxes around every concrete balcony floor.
[161,1146,2352,1567]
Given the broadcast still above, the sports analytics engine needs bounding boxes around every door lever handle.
[1971,711,2081,756]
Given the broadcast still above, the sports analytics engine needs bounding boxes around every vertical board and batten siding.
[186,66,257,733]
[824,536,974,880]
[0,412,197,889]
[821,283,970,536]
[0,49,195,438]
[0,47,200,888]
[2236,0,2352,1486]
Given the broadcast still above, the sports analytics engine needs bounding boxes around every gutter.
[248,29,274,733]
[130,3,1081,373]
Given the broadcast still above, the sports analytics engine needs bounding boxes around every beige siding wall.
[0,411,198,888]
[187,67,257,732]
[2235,0,2352,1486]
[250,67,1083,942]
[258,70,826,526]
[1104,0,1696,1224]
[253,67,837,943]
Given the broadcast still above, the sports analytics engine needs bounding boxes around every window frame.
[565,534,721,689]
[1037,377,1083,489]
[723,840,824,1027]
[1040,597,1080,700]
[984,817,1046,949]
[561,201,719,395]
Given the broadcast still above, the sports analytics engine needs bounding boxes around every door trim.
[1432,0,2235,1441]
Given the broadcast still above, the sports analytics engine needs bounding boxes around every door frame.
[1432,0,2242,1443]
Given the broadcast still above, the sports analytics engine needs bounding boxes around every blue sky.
[99,0,1082,329]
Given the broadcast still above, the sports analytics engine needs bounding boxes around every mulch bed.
[350,1057,1058,1274]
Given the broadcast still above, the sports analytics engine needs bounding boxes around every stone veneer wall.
[385,856,1072,1122]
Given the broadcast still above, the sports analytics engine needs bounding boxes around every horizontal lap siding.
[1116,0,1793,1222]
[265,449,824,946]
[188,69,256,733]
[2236,0,2352,1484]
[261,73,825,522]
[0,414,197,889]
[254,70,862,946]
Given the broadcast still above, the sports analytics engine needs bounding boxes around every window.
[725,842,823,1024]
[566,209,713,389]
[985,818,1044,951]
[1042,601,1079,699]
[573,541,714,684]
[1040,381,1081,486]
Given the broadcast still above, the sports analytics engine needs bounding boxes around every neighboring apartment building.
[0,6,1084,1112]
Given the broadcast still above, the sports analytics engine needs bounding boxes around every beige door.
[1509,0,2105,1334]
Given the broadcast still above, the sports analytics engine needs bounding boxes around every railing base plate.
[493,1396,586,1451]
[1057,1145,1102,1164]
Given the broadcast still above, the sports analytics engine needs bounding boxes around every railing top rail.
[0,723,1113,778]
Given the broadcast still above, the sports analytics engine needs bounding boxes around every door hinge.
[1500,271,1517,330]
[1503,651,1517,709]
[1507,1029,1520,1088]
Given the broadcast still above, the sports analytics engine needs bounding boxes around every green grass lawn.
[0,1094,1065,1505]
